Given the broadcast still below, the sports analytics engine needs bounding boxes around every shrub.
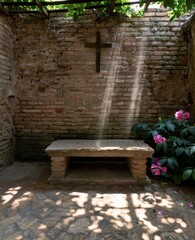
[132,110,195,185]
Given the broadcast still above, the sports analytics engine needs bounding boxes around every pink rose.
[183,112,190,120]
[161,167,167,173]
[160,137,166,143]
[154,135,161,144]
[175,110,190,120]
[175,110,183,120]
[151,162,166,176]
[154,134,166,144]
[155,170,161,175]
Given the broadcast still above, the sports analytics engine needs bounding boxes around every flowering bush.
[153,134,166,144]
[175,109,190,121]
[151,161,167,176]
[132,110,195,185]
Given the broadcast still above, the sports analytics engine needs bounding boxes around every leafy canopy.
[2,0,195,21]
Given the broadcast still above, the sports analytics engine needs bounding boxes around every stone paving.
[0,162,195,240]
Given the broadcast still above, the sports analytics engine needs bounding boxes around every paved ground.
[0,161,195,240]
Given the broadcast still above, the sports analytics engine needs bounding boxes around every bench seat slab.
[46,140,154,184]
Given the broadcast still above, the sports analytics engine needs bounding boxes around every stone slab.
[45,139,154,157]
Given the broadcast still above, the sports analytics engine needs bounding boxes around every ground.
[0,161,195,240]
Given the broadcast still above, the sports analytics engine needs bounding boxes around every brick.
[0,15,14,167]
[6,10,190,160]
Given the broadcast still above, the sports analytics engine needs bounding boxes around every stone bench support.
[50,156,70,181]
[46,139,154,184]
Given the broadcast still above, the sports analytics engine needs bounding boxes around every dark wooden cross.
[85,31,112,73]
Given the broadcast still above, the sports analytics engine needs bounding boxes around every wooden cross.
[85,31,112,73]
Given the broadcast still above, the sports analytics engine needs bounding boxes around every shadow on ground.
[0,162,195,240]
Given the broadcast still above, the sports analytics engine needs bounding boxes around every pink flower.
[154,135,161,144]
[183,112,190,120]
[157,210,164,216]
[160,137,166,143]
[175,110,183,120]
[188,202,193,208]
[161,167,167,173]
[151,162,167,176]
[154,134,166,144]
[175,110,190,121]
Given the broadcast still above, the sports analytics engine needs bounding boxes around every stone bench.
[45,139,154,184]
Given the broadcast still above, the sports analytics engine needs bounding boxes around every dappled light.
[69,192,89,207]
[92,193,128,208]
[38,224,47,230]
[2,186,22,205]
[0,182,194,239]
[88,215,102,233]
[135,208,159,233]
[11,191,33,209]
[0,162,194,240]
[0,162,194,239]
[55,200,62,206]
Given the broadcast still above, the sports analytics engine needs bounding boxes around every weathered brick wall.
[188,20,195,122]
[0,13,15,167]
[12,10,190,160]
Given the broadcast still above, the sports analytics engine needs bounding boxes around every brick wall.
[188,20,195,122]
[0,13,15,167]
[12,10,190,160]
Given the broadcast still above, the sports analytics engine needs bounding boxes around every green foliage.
[168,0,195,21]
[3,0,195,21]
[132,110,195,185]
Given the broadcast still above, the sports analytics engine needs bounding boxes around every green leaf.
[165,121,175,132]
[173,173,182,185]
[170,14,175,22]
[142,123,148,130]
[73,12,79,21]
[186,0,194,10]
[175,147,184,156]
[175,138,183,146]
[172,158,179,168]
[159,157,167,165]
[131,123,142,133]
[152,131,158,137]
[182,169,193,180]
[139,0,144,7]
[192,169,195,181]
[156,143,163,152]
[146,130,153,138]
[156,123,165,130]
[185,148,192,158]
[188,126,195,135]
[190,146,195,154]
[163,0,174,8]
[162,142,167,152]
[167,158,174,170]
[180,128,188,138]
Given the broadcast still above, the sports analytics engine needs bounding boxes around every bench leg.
[48,156,70,183]
[126,157,151,184]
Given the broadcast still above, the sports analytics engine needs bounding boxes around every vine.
[1,0,195,21]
